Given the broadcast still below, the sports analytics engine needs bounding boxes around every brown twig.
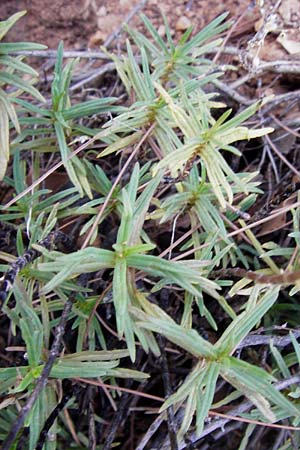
[74,377,164,403]
[236,331,300,350]
[213,79,253,105]
[0,231,73,311]
[70,62,116,91]
[264,134,300,181]
[269,114,300,139]
[212,267,300,286]
[12,49,110,59]
[158,335,179,450]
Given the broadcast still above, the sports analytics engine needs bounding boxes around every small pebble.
[119,0,131,6]
[158,24,165,37]
[97,6,107,16]
[175,16,192,31]
[88,30,106,47]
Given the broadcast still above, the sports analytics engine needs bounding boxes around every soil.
[1,0,253,49]
[1,0,298,72]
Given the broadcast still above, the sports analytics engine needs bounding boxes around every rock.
[277,29,300,55]
[175,16,192,31]
[119,0,131,7]
[88,30,106,47]
[97,6,107,16]
[158,24,165,37]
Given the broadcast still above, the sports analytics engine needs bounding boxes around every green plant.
[0,11,46,179]
[0,10,300,450]
[12,41,121,199]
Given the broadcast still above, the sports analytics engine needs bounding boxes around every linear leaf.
[113,256,129,336]
[0,11,27,40]
[216,286,280,354]
[196,361,220,435]
[0,71,45,102]
[0,103,9,180]
[221,357,300,419]
[136,311,217,358]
